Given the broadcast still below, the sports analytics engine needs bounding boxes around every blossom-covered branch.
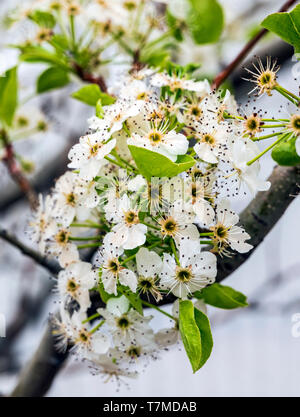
[10,163,300,397]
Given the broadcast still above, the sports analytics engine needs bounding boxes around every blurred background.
[0,0,299,397]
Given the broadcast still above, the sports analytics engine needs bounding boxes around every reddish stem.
[73,63,108,93]
[1,131,38,209]
[211,0,298,91]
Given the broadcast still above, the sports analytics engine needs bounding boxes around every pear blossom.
[96,246,137,295]
[46,227,79,267]
[98,308,155,349]
[229,139,271,194]
[104,194,147,250]
[136,247,163,302]
[128,125,188,163]
[211,199,253,254]
[159,250,217,299]
[57,261,98,311]
[29,194,57,254]
[68,131,116,180]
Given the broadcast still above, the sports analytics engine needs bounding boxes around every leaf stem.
[247,133,290,166]
[142,300,177,321]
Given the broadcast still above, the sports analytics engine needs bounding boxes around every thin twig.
[211,0,298,90]
[1,130,38,209]
[0,227,60,276]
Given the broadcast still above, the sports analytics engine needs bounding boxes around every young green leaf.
[194,308,213,368]
[72,84,116,107]
[272,135,300,166]
[0,66,18,127]
[198,283,248,310]
[187,0,224,45]
[29,10,56,28]
[19,46,70,70]
[37,67,70,93]
[179,300,202,373]
[128,145,195,180]
[262,4,300,54]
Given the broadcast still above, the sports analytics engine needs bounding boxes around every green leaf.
[272,135,300,166]
[29,10,56,28]
[194,308,213,368]
[19,46,70,70]
[187,0,224,44]
[179,300,202,373]
[37,67,70,93]
[128,145,195,180]
[119,286,144,315]
[72,84,116,106]
[0,66,18,127]
[262,4,300,54]
[50,34,69,52]
[198,283,248,310]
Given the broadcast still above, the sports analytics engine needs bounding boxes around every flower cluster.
[29,67,273,382]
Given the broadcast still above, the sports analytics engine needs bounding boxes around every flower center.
[123,1,137,10]
[189,105,202,118]
[160,216,179,237]
[244,114,262,136]
[124,210,139,226]
[107,258,120,275]
[176,266,193,283]
[78,330,89,343]
[201,134,216,146]
[117,315,130,330]
[127,346,141,358]
[55,229,70,245]
[66,192,76,206]
[211,223,229,243]
[290,114,300,136]
[67,279,78,293]
[148,131,163,145]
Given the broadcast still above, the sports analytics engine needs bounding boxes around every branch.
[0,227,60,276]
[9,164,299,397]
[1,131,38,209]
[10,320,68,397]
[211,0,298,90]
[72,63,108,93]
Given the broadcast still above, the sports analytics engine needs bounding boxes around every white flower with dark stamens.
[46,228,79,267]
[52,172,90,227]
[136,247,163,302]
[75,177,101,209]
[98,308,154,349]
[159,200,199,250]
[65,312,110,357]
[194,126,228,164]
[128,122,188,163]
[57,261,98,311]
[88,351,138,381]
[104,194,147,250]
[244,57,279,97]
[29,194,57,254]
[95,100,140,135]
[211,199,253,254]
[230,139,271,194]
[68,131,116,180]
[96,246,137,295]
[159,250,217,299]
